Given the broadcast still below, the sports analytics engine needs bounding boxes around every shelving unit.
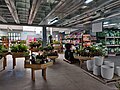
[82,34,92,47]
[97,28,120,56]
[105,36,120,56]
[63,32,82,45]
[0,36,9,48]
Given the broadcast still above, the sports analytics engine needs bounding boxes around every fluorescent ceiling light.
[81,6,87,9]
[49,20,58,25]
[85,0,93,4]
[103,22,109,25]
[48,17,58,25]
[109,23,117,26]
[103,24,109,27]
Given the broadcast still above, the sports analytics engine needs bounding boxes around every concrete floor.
[0,54,117,90]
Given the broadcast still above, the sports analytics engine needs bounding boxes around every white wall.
[21,31,36,40]
[21,31,43,40]
[0,30,7,36]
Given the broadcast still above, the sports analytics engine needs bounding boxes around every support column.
[42,26,47,47]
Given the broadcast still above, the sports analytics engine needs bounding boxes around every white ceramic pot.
[115,66,120,76]
[101,65,114,80]
[86,60,94,71]
[94,56,104,66]
[103,61,114,67]
[93,65,101,76]
[0,57,4,70]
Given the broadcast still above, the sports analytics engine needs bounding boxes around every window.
[8,32,21,41]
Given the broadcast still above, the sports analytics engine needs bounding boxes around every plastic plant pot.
[93,65,101,76]
[86,60,94,71]
[103,61,114,67]
[115,66,120,76]
[94,56,104,66]
[101,65,114,80]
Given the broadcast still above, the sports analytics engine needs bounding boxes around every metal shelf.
[106,37,120,38]
[106,45,120,47]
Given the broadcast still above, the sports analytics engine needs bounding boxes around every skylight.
[85,0,93,4]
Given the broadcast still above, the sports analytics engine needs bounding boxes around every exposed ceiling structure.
[0,0,120,28]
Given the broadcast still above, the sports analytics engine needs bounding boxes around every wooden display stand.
[47,56,58,63]
[53,44,63,53]
[1,52,11,70]
[2,52,29,70]
[30,48,39,53]
[11,52,26,69]
[24,61,53,81]
[74,55,94,67]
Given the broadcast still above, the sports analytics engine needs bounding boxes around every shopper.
[64,43,79,63]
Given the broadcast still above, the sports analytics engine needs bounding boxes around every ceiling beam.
[28,0,42,24]
[5,0,20,24]
[39,0,66,25]
[0,16,7,23]
[59,0,118,26]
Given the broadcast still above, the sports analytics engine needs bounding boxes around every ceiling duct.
[16,0,30,23]
[39,0,66,25]
[5,0,20,24]
[0,16,7,23]
[28,0,43,24]
[59,0,116,26]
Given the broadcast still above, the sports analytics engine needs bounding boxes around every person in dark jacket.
[64,43,78,63]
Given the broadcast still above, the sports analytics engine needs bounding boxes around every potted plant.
[115,82,120,90]
[47,46,54,51]
[47,51,58,56]
[23,51,30,60]
[11,44,29,56]
[0,45,8,58]
[20,40,26,44]
[31,53,48,64]
[38,46,44,51]
[53,40,60,44]
[29,42,35,49]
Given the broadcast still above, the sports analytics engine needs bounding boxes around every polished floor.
[0,54,117,90]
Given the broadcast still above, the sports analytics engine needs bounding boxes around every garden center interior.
[0,0,120,90]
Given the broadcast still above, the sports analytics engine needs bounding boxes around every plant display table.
[47,56,58,63]
[24,61,53,81]
[0,52,11,70]
[30,48,39,53]
[12,52,29,69]
[74,55,94,67]
[53,44,63,53]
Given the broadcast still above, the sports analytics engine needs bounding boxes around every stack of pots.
[86,56,115,80]
[86,56,103,75]
[93,56,104,76]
